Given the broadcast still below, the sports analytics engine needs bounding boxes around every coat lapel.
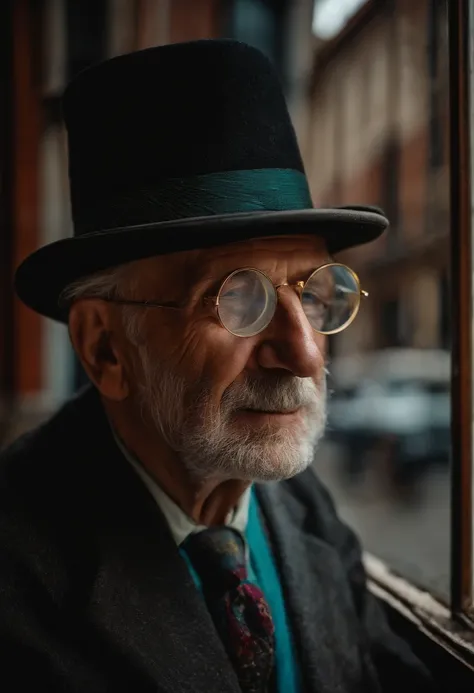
[67,388,370,692]
[256,479,369,693]
[74,389,240,693]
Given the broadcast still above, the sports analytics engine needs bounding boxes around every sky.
[312,0,368,39]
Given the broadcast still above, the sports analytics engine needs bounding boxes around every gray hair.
[59,265,144,344]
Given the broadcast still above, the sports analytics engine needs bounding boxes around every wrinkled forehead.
[128,234,331,293]
[194,234,330,270]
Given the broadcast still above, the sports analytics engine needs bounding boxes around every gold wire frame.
[101,262,368,338]
[208,262,367,337]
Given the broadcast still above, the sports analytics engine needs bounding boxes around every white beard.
[136,346,327,482]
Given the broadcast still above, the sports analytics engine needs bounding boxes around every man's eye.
[302,291,329,307]
[221,287,242,299]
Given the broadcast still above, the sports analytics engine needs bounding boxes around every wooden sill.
[364,552,474,670]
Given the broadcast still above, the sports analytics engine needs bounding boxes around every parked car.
[327,349,450,486]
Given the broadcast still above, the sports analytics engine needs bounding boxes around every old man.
[1,40,435,692]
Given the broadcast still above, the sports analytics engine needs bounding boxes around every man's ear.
[68,299,130,401]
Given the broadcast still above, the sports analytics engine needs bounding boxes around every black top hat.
[15,39,388,322]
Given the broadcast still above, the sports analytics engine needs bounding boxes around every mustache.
[220,373,326,413]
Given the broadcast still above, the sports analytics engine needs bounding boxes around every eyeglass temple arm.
[105,298,183,310]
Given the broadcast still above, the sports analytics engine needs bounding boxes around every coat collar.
[70,386,241,693]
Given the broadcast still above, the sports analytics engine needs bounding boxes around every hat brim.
[15,207,388,322]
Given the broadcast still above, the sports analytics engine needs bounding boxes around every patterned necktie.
[182,526,275,693]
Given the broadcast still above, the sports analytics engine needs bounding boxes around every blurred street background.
[0,0,450,600]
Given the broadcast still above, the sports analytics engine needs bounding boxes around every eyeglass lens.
[217,265,360,337]
[217,269,277,336]
[302,264,360,333]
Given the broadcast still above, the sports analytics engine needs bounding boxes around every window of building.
[224,0,286,81]
[439,272,450,349]
[381,137,400,231]
[380,297,402,348]
[65,0,107,80]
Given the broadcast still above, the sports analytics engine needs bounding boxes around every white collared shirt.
[112,427,251,546]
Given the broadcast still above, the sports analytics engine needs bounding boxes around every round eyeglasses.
[208,263,366,337]
[96,262,367,338]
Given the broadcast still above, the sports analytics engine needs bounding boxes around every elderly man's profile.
[0,40,436,693]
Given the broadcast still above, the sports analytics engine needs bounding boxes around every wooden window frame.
[447,0,473,622]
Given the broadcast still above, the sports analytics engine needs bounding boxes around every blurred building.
[0,0,314,441]
[305,0,449,360]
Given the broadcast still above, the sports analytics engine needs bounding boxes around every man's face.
[123,235,329,482]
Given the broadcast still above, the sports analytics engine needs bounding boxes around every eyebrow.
[186,268,221,295]
[185,249,335,290]
[186,251,248,288]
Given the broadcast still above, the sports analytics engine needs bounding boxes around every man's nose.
[256,287,325,378]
